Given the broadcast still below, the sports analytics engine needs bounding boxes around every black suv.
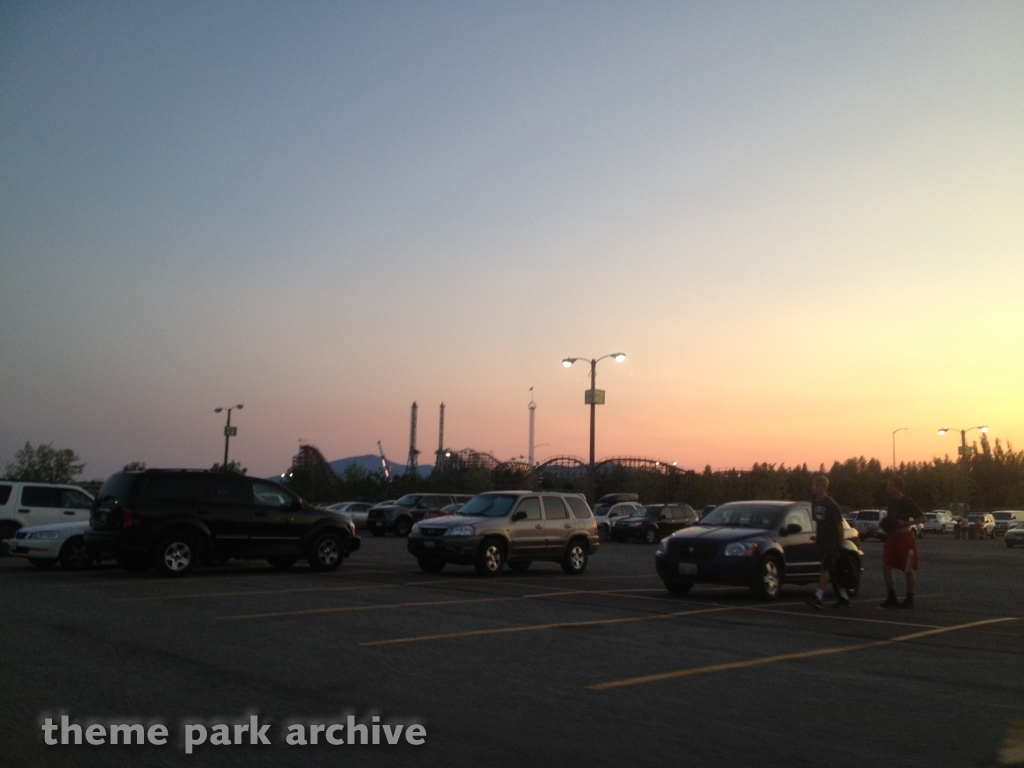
[367,494,473,537]
[84,470,360,576]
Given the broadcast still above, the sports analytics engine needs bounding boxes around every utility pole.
[214,404,243,469]
[437,402,445,467]
[407,401,419,477]
[528,388,536,467]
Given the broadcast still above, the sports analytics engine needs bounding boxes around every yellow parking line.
[115,582,409,602]
[215,596,517,620]
[359,606,738,647]
[740,605,943,630]
[587,617,1020,690]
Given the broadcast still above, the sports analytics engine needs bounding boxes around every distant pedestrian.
[879,476,926,609]
[958,515,969,541]
[806,475,850,609]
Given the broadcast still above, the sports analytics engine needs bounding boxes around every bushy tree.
[210,461,247,474]
[4,442,84,483]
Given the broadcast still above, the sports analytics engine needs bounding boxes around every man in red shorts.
[880,476,926,609]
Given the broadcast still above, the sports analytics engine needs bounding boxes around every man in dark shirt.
[806,475,850,609]
[880,475,926,608]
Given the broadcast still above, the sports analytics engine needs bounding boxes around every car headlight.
[411,523,420,535]
[28,531,61,540]
[658,538,671,554]
[449,525,475,537]
[724,541,759,557]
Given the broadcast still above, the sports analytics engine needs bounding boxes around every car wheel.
[267,556,299,569]
[751,554,782,600]
[30,558,58,569]
[417,556,446,574]
[59,537,93,570]
[153,534,199,577]
[117,553,151,573]
[508,560,531,572]
[474,538,505,576]
[308,532,344,571]
[833,553,861,598]
[665,581,693,596]
[598,524,608,541]
[394,518,412,538]
[561,540,588,575]
[643,527,660,545]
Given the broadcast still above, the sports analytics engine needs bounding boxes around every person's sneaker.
[805,595,823,610]
[834,596,851,608]
[878,596,900,609]
[899,596,914,609]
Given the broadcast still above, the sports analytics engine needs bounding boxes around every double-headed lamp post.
[214,404,244,468]
[562,352,626,501]
[938,425,987,515]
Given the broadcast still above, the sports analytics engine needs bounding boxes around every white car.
[992,510,1024,536]
[3,520,96,569]
[594,501,641,540]
[1004,522,1024,548]
[923,510,955,534]
[326,502,373,529]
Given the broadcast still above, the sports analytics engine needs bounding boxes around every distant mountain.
[329,454,433,479]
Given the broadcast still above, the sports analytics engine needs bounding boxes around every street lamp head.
[562,358,575,367]
[938,429,949,435]
[613,353,626,362]
[236,404,244,410]
[980,425,988,433]
[214,407,223,413]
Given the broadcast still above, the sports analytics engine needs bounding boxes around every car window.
[856,511,880,521]
[252,480,294,507]
[515,497,542,521]
[209,474,246,504]
[680,506,698,522]
[0,485,11,505]
[784,509,812,532]
[566,496,592,519]
[543,496,569,519]
[62,490,93,509]
[660,507,675,520]
[21,486,67,507]
[140,474,205,503]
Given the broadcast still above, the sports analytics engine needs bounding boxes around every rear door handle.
[18,509,30,514]
[810,535,816,541]
[563,523,571,529]
[64,510,76,516]
[534,524,542,529]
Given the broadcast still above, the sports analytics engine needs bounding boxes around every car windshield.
[925,513,936,520]
[594,504,612,516]
[1013,523,1024,531]
[457,494,518,518]
[993,512,1012,521]
[630,506,659,518]
[697,503,785,529]
[394,495,421,507]
[856,511,880,521]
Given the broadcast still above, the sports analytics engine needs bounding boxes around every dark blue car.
[655,500,863,600]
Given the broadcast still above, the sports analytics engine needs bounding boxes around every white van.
[992,510,1024,536]
[0,482,94,553]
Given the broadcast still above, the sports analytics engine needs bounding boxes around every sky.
[1,1,1021,480]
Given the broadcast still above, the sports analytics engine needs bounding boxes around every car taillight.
[122,507,134,529]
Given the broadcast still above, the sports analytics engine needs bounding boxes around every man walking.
[806,475,850,609]
[880,476,926,608]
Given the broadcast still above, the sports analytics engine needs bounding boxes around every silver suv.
[406,491,599,576]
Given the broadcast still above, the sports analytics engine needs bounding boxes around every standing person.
[880,476,926,608]
[806,475,850,609]
[958,514,969,540]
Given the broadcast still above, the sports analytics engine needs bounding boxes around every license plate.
[678,562,697,576]
[423,541,434,549]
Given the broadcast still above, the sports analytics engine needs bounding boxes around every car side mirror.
[512,510,527,522]
[785,523,802,535]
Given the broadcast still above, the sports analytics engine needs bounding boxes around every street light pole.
[939,425,988,517]
[215,404,244,468]
[891,427,908,471]
[562,352,626,502]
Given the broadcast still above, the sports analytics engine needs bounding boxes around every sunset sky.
[1,2,1021,480]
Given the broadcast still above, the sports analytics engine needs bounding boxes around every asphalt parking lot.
[1,533,1021,768]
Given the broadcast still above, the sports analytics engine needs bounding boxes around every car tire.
[152,533,199,577]
[417,556,446,574]
[665,581,693,596]
[117,553,151,573]
[833,553,861,598]
[267,556,299,570]
[474,538,505,576]
[307,532,345,571]
[598,525,608,541]
[59,536,93,570]
[751,554,782,600]
[0,521,19,556]
[30,558,58,569]
[643,527,660,545]
[508,560,531,572]
[394,518,412,538]
[561,540,588,575]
